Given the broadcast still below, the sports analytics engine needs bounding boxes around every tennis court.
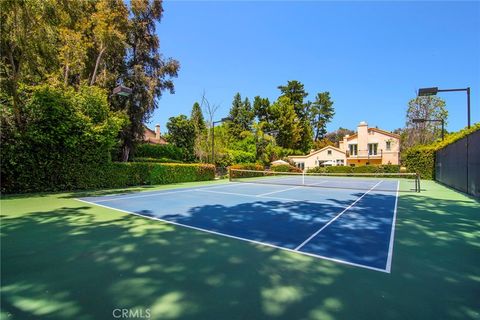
[78,171,419,273]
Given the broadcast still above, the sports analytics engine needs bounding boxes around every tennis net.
[229,169,421,193]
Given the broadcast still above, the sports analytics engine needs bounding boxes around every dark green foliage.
[130,157,182,164]
[311,92,335,141]
[75,162,215,190]
[165,115,196,161]
[1,85,126,193]
[228,93,254,137]
[270,164,302,173]
[306,165,401,174]
[191,102,206,134]
[401,123,480,180]
[402,146,436,180]
[134,143,184,161]
[229,163,265,171]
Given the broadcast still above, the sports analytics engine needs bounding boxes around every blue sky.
[148,1,480,134]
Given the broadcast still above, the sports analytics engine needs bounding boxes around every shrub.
[270,164,302,173]
[402,146,436,180]
[229,163,265,178]
[401,123,479,180]
[134,143,184,161]
[1,85,127,193]
[70,163,215,190]
[306,167,327,173]
[229,163,264,171]
[130,157,182,164]
[325,166,354,174]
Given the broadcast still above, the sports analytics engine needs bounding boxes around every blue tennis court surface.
[79,179,400,272]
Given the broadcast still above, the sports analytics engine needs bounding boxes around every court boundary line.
[90,182,245,202]
[193,188,342,207]
[294,180,384,251]
[385,180,400,273]
[74,197,389,273]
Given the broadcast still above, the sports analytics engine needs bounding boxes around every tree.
[0,0,60,120]
[253,96,271,124]
[310,92,335,141]
[324,127,355,146]
[227,93,254,137]
[116,0,180,161]
[277,80,312,152]
[191,102,206,134]
[89,0,128,86]
[191,102,207,161]
[278,80,309,118]
[269,96,301,149]
[166,115,195,161]
[403,96,448,148]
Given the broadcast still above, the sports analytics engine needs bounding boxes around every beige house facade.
[289,121,400,170]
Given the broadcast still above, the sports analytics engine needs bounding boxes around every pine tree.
[310,92,335,141]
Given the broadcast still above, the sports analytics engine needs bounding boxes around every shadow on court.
[1,184,479,320]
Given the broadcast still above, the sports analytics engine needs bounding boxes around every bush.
[130,157,182,164]
[306,167,327,173]
[1,85,127,193]
[325,166,354,173]
[402,146,436,180]
[58,163,215,191]
[134,143,184,161]
[270,164,302,173]
[228,163,265,178]
[229,163,264,171]
[401,123,479,180]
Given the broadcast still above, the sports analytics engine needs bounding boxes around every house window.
[327,150,332,155]
[349,144,358,156]
[296,162,305,170]
[368,143,378,155]
[386,141,391,151]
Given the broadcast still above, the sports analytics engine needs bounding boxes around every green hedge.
[4,162,215,193]
[134,143,184,161]
[307,165,401,174]
[401,123,480,180]
[402,146,436,180]
[270,164,302,173]
[130,157,182,164]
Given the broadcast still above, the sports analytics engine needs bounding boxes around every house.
[288,146,346,171]
[143,124,168,145]
[288,121,400,170]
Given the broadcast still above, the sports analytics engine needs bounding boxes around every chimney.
[357,121,368,151]
[155,124,160,140]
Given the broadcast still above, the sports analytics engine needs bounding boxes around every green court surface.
[1,180,479,320]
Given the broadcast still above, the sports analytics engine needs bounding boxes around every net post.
[228,167,232,182]
[416,173,421,192]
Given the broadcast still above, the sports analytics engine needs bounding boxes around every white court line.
[74,198,388,273]
[385,180,400,273]
[294,180,384,251]
[89,182,241,203]
[255,180,329,197]
[194,188,339,206]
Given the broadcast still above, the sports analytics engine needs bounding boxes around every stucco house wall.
[289,121,400,169]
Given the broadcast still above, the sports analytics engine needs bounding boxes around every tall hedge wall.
[402,123,480,180]
[3,163,215,194]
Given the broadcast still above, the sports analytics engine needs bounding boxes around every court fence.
[435,129,479,197]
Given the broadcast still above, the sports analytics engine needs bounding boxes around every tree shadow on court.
[1,187,479,320]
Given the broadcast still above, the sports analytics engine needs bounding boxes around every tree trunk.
[7,48,21,125]
[90,46,106,86]
[121,144,130,162]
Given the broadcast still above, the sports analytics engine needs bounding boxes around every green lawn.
[1,180,479,320]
